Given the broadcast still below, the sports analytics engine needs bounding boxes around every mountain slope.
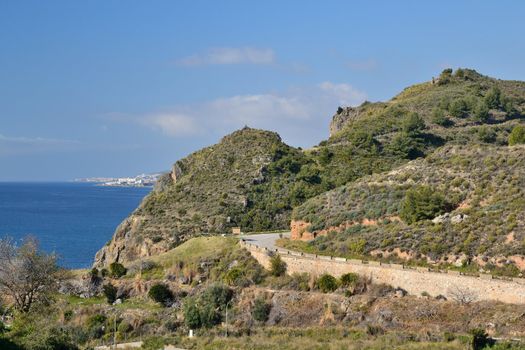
[292,144,525,271]
[95,68,525,268]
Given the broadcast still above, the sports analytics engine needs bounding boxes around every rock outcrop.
[329,106,362,137]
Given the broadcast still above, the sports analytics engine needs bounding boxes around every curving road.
[240,232,289,250]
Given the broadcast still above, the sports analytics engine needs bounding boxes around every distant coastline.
[74,172,164,188]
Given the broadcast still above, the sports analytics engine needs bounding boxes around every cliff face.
[328,106,363,137]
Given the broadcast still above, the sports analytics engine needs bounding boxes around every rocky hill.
[94,127,327,266]
[95,68,525,269]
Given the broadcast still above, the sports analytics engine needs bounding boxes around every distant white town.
[74,173,164,187]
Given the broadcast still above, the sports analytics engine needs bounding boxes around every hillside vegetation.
[95,68,525,269]
[292,145,525,271]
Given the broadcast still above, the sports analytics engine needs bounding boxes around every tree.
[473,102,489,123]
[102,283,117,304]
[449,99,469,118]
[484,87,501,109]
[201,284,233,311]
[183,301,201,329]
[0,237,61,313]
[340,273,359,287]
[431,108,452,127]
[109,262,127,278]
[317,274,339,293]
[389,133,424,160]
[400,186,451,224]
[251,297,271,322]
[269,254,287,277]
[402,112,425,135]
[509,125,525,145]
[148,283,174,306]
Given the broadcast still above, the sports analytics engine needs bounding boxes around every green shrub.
[141,336,165,350]
[183,301,201,329]
[509,125,525,145]
[477,127,496,143]
[473,102,489,123]
[148,283,174,306]
[109,262,127,278]
[484,87,501,109]
[251,297,271,322]
[340,273,359,287]
[270,254,287,277]
[389,133,424,160]
[201,284,233,311]
[400,186,451,224]
[199,304,221,328]
[402,112,425,135]
[449,99,469,118]
[102,284,117,304]
[317,274,339,293]
[431,108,452,127]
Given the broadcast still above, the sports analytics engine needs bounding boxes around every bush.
[509,125,525,145]
[102,283,117,304]
[251,297,271,322]
[400,186,451,224]
[484,87,501,109]
[449,99,469,118]
[389,133,424,160]
[141,336,165,350]
[340,273,359,287]
[270,254,287,277]
[473,102,489,123]
[317,274,339,293]
[431,108,452,127]
[148,283,174,306]
[182,285,233,329]
[201,284,233,310]
[199,304,221,328]
[477,127,496,143]
[109,262,127,278]
[183,301,201,329]
[402,112,425,135]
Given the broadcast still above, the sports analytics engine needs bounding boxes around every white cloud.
[143,113,199,136]
[177,47,275,66]
[113,82,366,147]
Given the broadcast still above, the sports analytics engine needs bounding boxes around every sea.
[0,182,151,269]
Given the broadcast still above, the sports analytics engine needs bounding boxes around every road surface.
[241,232,289,250]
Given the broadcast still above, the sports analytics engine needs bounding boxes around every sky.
[1,1,525,181]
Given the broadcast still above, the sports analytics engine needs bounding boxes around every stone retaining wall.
[240,241,525,304]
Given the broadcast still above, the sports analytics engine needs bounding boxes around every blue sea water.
[0,182,151,269]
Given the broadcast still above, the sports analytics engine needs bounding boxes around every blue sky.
[1,1,525,181]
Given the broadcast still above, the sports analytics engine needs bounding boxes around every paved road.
[241,232,289,250]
